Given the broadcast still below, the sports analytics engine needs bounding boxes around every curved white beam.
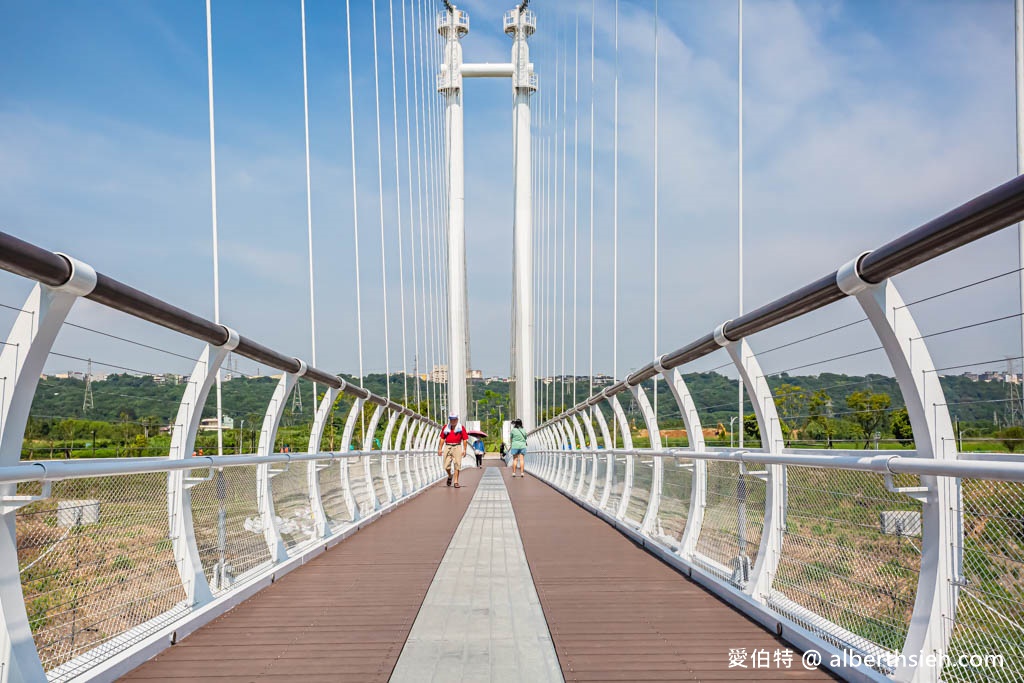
[609,395,634,521]
[307,387,340,538]
[838,259,959,683]
[0,264,97,682]
[256,370,301,563]
[663,367,707,560]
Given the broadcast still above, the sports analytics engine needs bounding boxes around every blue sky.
[1,0,1021,390]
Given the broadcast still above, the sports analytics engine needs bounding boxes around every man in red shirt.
[438,413,468,488]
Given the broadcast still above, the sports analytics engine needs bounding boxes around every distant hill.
[30,369,1005,429]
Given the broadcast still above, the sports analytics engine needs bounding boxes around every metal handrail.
[536,173,1024,430]
[0,231,439,428]
[534,447,1024,484]
[0,450,438,486]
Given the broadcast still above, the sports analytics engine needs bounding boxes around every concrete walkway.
[390,468,562,683]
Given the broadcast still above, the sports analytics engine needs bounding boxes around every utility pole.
[83,358,94,413]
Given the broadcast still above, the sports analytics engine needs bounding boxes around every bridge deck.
[121,463,833,682]
[122,468,484,682]
[503,469,833,682]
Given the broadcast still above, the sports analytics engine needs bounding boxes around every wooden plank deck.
[501,469,837,682]
[121,467,483,682]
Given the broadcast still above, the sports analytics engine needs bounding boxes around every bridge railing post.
[166,335,239,601]
[380,411,400,503]
[361,405,385,512]
[714,329,785,601]
[256,368,302,563]
[307,387,340,538]
[570,415,589,497]
[339,400,364,521]
[608,396,634,521]
[837,256,960,683]
[592,408,614,510]
[661,366,707,561]
[0,259,97,683]
[583,412,601,503]
[628,383,663,535]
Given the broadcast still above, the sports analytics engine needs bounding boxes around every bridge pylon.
[437,3,538,429]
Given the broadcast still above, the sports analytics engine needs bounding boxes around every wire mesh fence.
[369,454,388,507]
[603,455,626,515]
[625,454,653,526]
[318,460,354,530]
[270,462,316,550]
[349,457,375,516]
[769,468,921,665]
[694,460,765,587]
[590,453,607,505]
[16,474,186,677]
[655,456,693,550]
[191,464,273,592]
[945,478,1024,683]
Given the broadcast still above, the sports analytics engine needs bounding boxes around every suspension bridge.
[3,1,1024,682]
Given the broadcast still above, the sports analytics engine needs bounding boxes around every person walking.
[509,418,528,478]
[438,414,468,488]
[473,438,485,468]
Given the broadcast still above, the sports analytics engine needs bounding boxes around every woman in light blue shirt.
[509,418,528,478]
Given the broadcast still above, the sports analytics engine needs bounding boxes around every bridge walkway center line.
[390,466,563,682]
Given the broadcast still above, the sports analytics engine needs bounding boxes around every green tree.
[891,407,913,445]
[743,413,760,442]
[805,389,835,447]
[999,426,1024,453]
[773,383,806,437]
[846,391,892,449]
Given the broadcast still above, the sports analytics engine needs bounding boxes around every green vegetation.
[23,369,1024,457]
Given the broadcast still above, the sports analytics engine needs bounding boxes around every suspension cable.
[433,14,450,417]
[414,0,434,419]
[551,35,559,415]
[540,90,548,421]
[612,0,619,444]
[737,0,745,448]
[427,0,444,420]
[589,0,596,410]
[561,24,568,414]
[300,0,318,411]
[389,0,408,406]
[204,0,224,457]
[344,0,365,392]
[425,0,443,419]
[573,14,580,411]
[371,0,392,403]
[653,0,659,419]
[401,0,421,410]
[411,0,430,418]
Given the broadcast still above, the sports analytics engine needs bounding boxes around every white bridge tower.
[438,2,537,428]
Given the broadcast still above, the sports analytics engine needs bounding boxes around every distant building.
[54,371,85,380]
[961,372,979,382]
[430,365,449,383]
[199,416,235,432]
[980,371,1002,383]
[467,369,483,380]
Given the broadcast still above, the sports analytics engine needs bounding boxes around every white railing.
[527,175,1024,683]
[0,233,445,682]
